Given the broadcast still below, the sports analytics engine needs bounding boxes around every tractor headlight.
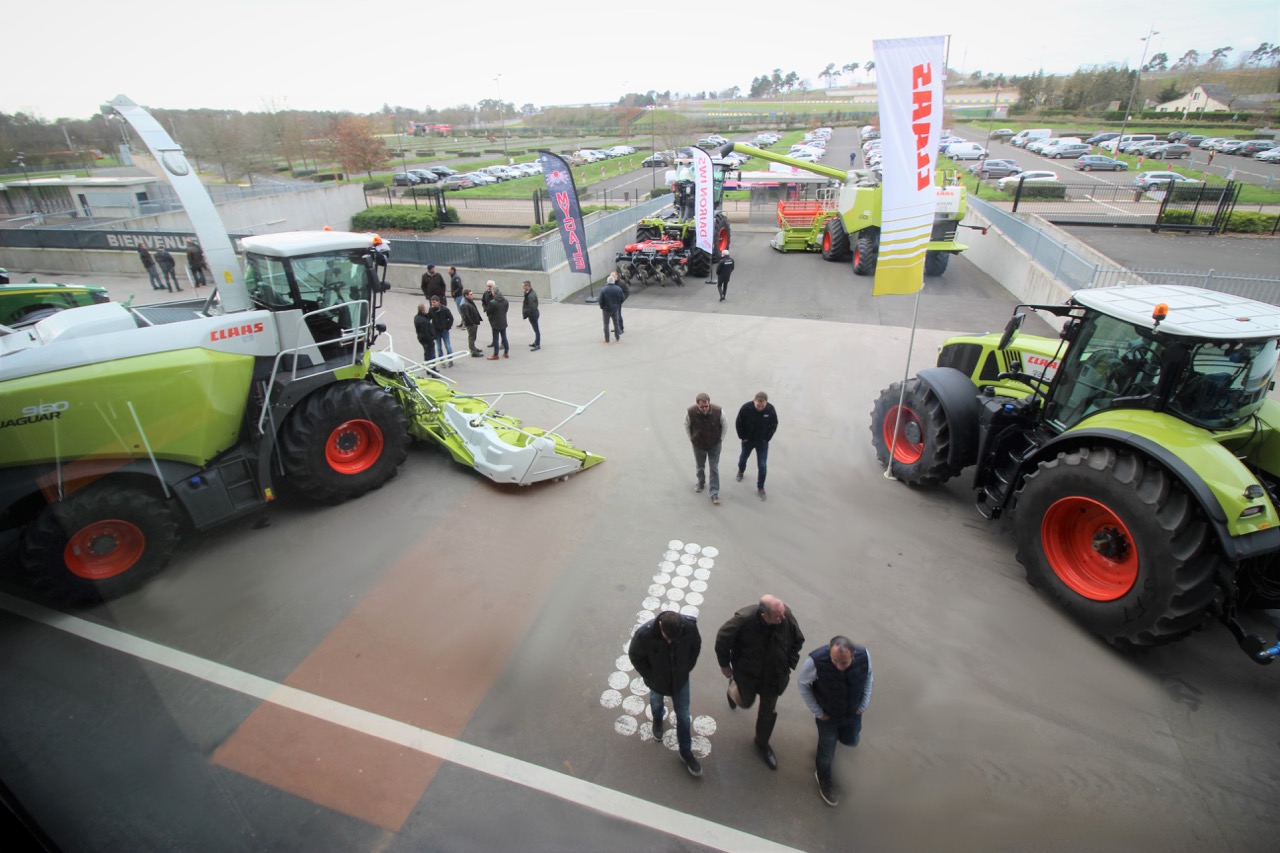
[1239,505,1266,519]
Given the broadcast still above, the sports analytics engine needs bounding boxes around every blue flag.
[539,151,591,277]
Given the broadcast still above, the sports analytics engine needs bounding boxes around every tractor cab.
[670,162,729,221]
[242,231,390,361]
[1037,287,1280,433]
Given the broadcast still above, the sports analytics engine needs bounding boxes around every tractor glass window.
[290,251,372,341]
[245,255,296,310]
[1046,313,1161,429]
[1167,339,1279,430]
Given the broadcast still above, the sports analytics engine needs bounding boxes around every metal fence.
[968,195,1280,305]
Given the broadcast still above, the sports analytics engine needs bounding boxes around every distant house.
[1157,83,1280,116]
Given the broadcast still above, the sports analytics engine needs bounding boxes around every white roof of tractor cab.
[239,230,383,258]
[1073,285,1280,341]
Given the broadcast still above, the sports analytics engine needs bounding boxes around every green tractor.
[871,285,1280,663]
[629,160,732,278]
[718,143,968,278]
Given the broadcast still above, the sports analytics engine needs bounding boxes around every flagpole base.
[584,296,599,304]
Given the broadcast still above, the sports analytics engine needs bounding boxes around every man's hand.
[720,666,732,679]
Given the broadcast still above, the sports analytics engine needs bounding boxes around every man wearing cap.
[629,609,704,778]
[715,251,735,302]
[798,635,872,807]
[421,264,446,303]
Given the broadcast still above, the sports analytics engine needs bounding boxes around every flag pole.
[884,286,924,481]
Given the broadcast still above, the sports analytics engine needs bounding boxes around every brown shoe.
[485,355,499,361]
[502,352,509,358]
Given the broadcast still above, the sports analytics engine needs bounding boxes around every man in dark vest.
[715,594,805,770]
[628,609,704,777]
[797,635,873,807]
[684,392,727,506]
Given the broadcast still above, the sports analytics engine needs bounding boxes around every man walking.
[736,391,778,501]
[715,594,805,770]
[483,281,510,360]
[186,239,208,288]
[522,280,541,351]
[798,636,872,807]
[459,289,485,358]
[421,264,446,303]
[599,274,625,343]
[685,393,727,506]
[449,266,464,310]
[629,610,704,778]
[715,251,735,302]
[428,295,455,367]
[155,247,181,292]
[413,302,436,362]
[138,246,164,290]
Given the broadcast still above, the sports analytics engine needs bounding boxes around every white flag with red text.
[690,146,715,254]
[871,36,945,296]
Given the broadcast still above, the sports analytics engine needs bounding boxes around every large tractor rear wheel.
[924,251,951,277]
[20,481,180,603]
[279,381,410,505]
[869,379,962,486]
[635,224,660,242]
[1013,446,1220,647]
[852,229,879,275]
[821,217,851,261]
[687,214,731,277]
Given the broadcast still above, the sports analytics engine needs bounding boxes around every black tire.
[1013,446,1220,647]
[923,251,950,277]
[821,217,851,261]
[278,381,410,505]
[869,379,962,486]
[635,225,660,242]
[19,481,180,603]
[1082,165,1092,172]
[686,247,712,277]
[852,229,878,276]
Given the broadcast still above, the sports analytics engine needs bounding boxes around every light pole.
[494,73,509,165]
[1117,25,1159,161]
[15,152,40,214]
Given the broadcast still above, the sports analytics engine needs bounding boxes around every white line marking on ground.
[0,593,801,853]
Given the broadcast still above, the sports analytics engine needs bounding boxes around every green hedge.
[351,205,440,232]
[1161,209,1278,233]
[1013,184,1068,200]
[363,179,387,191]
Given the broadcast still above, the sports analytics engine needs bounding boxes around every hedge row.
[1161,209,1278,233]
[350,205,459,233]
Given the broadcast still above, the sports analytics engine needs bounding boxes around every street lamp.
[651,105,658,190]
[1117,26,1159,161]
[14,152,40,215]
[494,73,509,165]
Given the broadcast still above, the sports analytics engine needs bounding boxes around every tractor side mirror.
[998,312,1025,350]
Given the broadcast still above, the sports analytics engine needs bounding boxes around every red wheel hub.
[326,419,384,474]
[717,228,729,251]
[1041,497,1138,600]
[823,231,832,252]
[882,405,924,464]
[64,520,145,579]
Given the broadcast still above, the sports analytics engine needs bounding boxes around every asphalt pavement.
[1,129,1279,852]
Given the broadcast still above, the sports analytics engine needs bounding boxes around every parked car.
[1046,143,1091,159]
[441,174,476,190]
[1256,148,1280,163]
[1238,140,1276,156]
[406,169,439,183]
[997,170,1059,190]
[1085,132,1121,145]
[1102,134,1156,153]
[944,142,988,160]
[862,129,880,140]
[642,152,671,167]
[696,137,725,149]
[427,166,459,177]
[1075,155,1127,172]
[392,173,420,186]
[1130,140,1169,157]
[466,171,497,185]
[1219,140,1249,155]
[990,128,1015,140]
[1026,139,1056,155]
[1183,135,1206,147]
[1145,143,1192,160]
[972,159,1021,178]
[1133,171,1200,192]
[1204,139,1238,152]
[1198,138,1226,149]
[1009,129,1052,148]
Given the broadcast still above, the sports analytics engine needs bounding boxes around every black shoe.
[681,751,702,777]
[758,489,767,502]
[735,472,744,482]
[719,296,725,302]
[652,720,663,741]
[755,740,777,770]
[816,772,838,806]
[727,690,737,710]
[530,345,540,351]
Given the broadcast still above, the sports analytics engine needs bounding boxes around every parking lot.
[3,188,1280,852]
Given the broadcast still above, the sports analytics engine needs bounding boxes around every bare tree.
[324,115,387,179]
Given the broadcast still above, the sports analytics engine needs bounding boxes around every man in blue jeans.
[797,636,872,807]
[735,391,779,500]
[629,609,703,777]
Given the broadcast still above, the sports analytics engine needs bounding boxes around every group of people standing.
[415,264,542,364]
[685,391,779,504]
[137,239,209,293]
[628,594,871,807]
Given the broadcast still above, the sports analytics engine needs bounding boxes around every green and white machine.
[719,143,968,277]
[0,97,601,604]
[870,285,1280,663]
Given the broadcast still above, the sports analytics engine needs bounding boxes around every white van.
[944,142,988,160]
[1009,129,1051,148]
[1101,134,1156,153]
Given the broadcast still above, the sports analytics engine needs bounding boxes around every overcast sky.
[5,1,1277,121]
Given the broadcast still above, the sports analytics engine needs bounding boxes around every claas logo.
[210,321,265,342]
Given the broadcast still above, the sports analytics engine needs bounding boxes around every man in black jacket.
[715,594,805,770]
[449,266,464,310]
[797,636,872,807]
[413,302,436,362]
[459,289,484,358]
[736,391,779,500]
[521,280,541,350]
[715,250,734,302]
[421,264,446,303]
[427,296,454,367]
[598,274,625,343]
[629,610,703,777]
